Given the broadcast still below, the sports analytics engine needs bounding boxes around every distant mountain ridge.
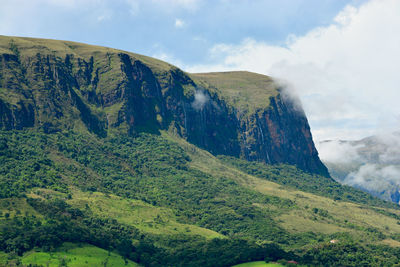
[0,35,328,176]
[319,132,400,203]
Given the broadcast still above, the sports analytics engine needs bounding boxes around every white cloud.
[345,164,400,193]
[185,0,400,141]
[317,140,363,165]
[318,131,400,202]
[175,18,185,28]
[192,90,209,110]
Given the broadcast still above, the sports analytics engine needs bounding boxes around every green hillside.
[0,35,175,73]
[0,36,279,112]
[1,36,400,266]
[232,262,285,267]
[1,36,281,115]
[190,71,279,113]
[1,129,400,266]
[21,242,139,267]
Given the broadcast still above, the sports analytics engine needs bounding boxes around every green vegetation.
[0,35,176,74]
[0,35,329,177]
[21,242,138,267]
[1,37,280,111]
[232,261,284,267]
[0,130,292,243]
[67,190,222,238]
[0,130,292,266]
[218,155,398,209]
[2,191,287,266]
[1,129,400,266]
[0,252,8,266]
[190,71,279,113]
[302,241,400,266]
[1,35,400,266]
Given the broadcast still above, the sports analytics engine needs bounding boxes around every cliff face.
[238,94,328,176]
[0,36,329,176]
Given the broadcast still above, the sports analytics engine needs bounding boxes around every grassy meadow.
[233,262,284,267]
[21,242,138,267]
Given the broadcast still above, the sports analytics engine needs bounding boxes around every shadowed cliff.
[0,35,329,176]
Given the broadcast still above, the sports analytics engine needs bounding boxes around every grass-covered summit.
[0,35,328,175]
[0,35,175,72]
[191,71,279,113]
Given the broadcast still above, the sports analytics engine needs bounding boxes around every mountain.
[0,35,328,177]
[319,133,400,204]
[1,36,400,267]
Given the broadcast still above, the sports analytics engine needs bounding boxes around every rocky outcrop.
[0,36,329,176]
[238,94,328,176]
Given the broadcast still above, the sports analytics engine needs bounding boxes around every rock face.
[0,36,329,176]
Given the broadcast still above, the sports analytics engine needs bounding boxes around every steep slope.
[191,72,328,176]
[0,35,328,176]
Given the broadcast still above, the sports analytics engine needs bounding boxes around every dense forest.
[1,130,400,266]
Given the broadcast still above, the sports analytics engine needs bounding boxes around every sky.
[1,0,399,142]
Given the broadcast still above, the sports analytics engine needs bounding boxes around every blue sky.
[0,0,365,65]
[1,0,399,142]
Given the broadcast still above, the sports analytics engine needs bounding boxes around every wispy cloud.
[192,90,209,111]
[175,18,185,28]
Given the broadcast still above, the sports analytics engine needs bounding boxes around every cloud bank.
[185,0,400,141]
[318,132,400,202]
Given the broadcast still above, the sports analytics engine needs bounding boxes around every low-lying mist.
[317,132,400,203]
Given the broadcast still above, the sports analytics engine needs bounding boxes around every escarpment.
[0,35,329,176]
